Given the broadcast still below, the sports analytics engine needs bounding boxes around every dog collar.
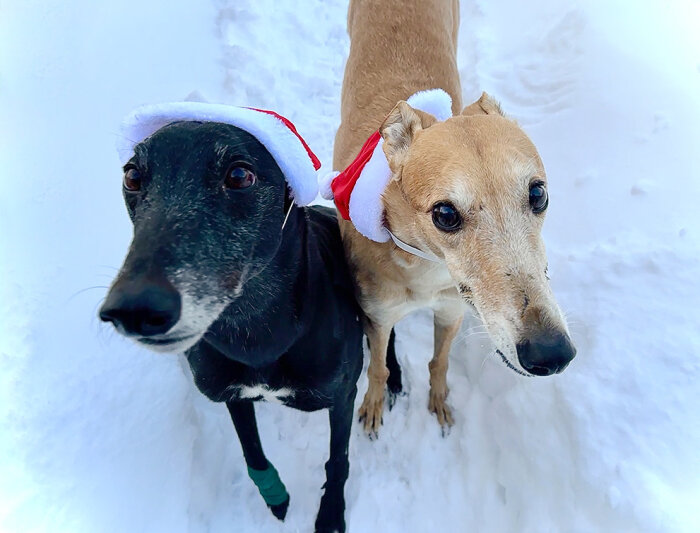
[388,230,443,263]
[321,88,453,259]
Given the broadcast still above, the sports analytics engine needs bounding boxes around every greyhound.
[100,104,370,532]
[328,0,577,436]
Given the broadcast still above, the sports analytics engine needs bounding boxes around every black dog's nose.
[516,330,576,376]
[99,278,181,337]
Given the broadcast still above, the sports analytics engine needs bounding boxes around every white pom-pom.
[407,89,453,121]
[319,170,339,200]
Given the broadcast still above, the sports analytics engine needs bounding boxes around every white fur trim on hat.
[320,171,339,201]
[348,137,392,242]
[117,102,320,206]
[344,89,453,242]
[406,89,453,121]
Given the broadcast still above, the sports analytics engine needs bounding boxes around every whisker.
[460,331,489,340]
[67,286,109,303]
[460,324,488,334]
[479,351,491,373]
[110,130,139,145]
[454,330,489,344]
[96,264,120,272]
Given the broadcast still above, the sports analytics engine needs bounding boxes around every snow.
[1,0,699,532]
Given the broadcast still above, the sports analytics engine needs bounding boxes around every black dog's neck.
[201,205,310,365]
[245,204,305,306]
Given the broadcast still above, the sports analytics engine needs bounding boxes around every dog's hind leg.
[385,328,404,409]
[226,401,290,521]
[428,306,464,433]
[315,386,357,533]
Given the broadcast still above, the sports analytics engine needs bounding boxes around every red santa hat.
[117,102,321,206]
[320,89,453,241]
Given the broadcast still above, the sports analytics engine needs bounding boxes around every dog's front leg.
[358,320,393,437]
[428,306,464,432]
[226,400,290,521]
[315,386,357,533]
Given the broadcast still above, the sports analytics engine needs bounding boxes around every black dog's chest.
[187,343,338,411]
[204,310,303,367]
[225,378,330,412]
[226,382,295,404]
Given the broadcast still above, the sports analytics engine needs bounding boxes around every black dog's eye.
[224,165,256,190]
[432,202,462,232]
[529,182,548,213]
[123,167,142,192]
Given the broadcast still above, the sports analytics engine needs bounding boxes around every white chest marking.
[236,384,294,404]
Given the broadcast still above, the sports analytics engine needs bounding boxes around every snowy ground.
[2,1,699,532]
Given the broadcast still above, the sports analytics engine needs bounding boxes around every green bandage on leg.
[247,461,289,506]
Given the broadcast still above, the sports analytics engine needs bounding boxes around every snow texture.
[1,1,699,532]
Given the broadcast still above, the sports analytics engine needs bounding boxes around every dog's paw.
[314,512,345,533]
[386,362,403,395]
[386,371,404,411]
[315,522,345,533]
[268,495,290,521]
[428,389,454,431]
[386,387,407,412]
[386,389,399,411]
[358,393,385,438]
[314,492,345,533]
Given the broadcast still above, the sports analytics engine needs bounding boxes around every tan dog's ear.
[380,101,423,172]
[461,92,504,116]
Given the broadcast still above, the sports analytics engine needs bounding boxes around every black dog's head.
[100,121,290,352]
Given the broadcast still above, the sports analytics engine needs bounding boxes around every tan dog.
[331,0,576,436]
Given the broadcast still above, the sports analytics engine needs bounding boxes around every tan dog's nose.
[516,330,576,376]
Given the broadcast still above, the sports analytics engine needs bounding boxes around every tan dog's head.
[381,92,576,376]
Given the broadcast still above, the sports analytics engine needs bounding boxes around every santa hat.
[117,102,321,206]
[321,89,453,241]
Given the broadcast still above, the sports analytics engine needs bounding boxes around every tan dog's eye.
[432,202,462,232]
[123,167,142,192]
[529,182,548,214]
[224,165,256,190]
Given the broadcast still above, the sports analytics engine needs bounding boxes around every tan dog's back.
[334,0,461,170]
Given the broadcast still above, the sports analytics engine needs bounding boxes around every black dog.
[100,120,367,532]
